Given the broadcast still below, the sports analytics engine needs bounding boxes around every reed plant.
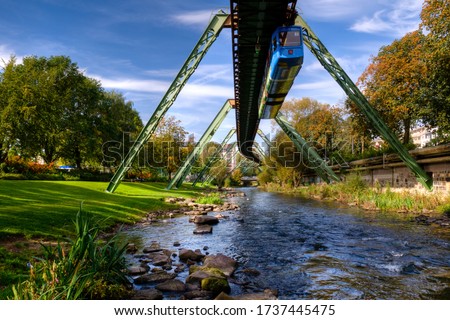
[11,207,130,300]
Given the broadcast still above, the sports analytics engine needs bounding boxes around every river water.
[123,187,450,299]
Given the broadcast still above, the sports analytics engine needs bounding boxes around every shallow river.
[123,187,450,299]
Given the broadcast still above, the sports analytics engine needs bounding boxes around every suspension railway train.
[258,26,304,119]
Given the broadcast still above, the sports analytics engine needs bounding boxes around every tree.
[420,0,450,132]
[279,97,346,160]
[356,31,427,144]
[60,77,104,169]
[0,56,105,164]
[0,56,143,170]
[147,116,188,180]
[99,91,142,169]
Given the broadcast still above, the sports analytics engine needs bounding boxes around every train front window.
[279,30,301,47]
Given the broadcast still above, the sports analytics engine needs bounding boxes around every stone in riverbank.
[127,265,149,275]
[192,216,219,225]
[193,225,213,234]
[215,289,278,300]
[203,254,237,276]
[179,248,205,262]
[143,241,162,253]
[133,288,163,300]
[155,279,186,292]
[134,271,176,284]
[201,277,230,294]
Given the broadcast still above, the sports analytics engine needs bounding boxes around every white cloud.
[171,10,215,27]
[191,64,233,85]
[92,75,170,93]
[350,0,421,36]
[0,44,23,64]
[183,83,233,98]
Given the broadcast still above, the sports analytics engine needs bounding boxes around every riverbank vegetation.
[11,209,130,300]
[262,174,449,216]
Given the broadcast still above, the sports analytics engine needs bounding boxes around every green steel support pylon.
[192,130,236,186]
[257,129,272,149]
[254,143,266,161]
[105,12,229,193]
[167,100,234,189]
[295,15,432,190]
[276,114,340,183]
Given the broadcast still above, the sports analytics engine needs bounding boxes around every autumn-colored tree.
[281,98,344,148]
[420,0,450,133]
[147,116,188,180]
[356,31,427,144]
[260,97,348,186]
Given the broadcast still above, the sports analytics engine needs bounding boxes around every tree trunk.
[74,146,82,169]
[403,118,411,145]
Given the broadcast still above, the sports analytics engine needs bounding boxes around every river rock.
[155,279,186,292]
[133,288,163,300]
[143,242,162,253]
[127,265,149,275]
[179,248,205,262]
[201,278,230,295]
[134,271,176,284]
[186,267,227,285]
[203,254,237,276]
[182,290,214,300]
[194,225,213,234]
[153,254,172,266]
[215,289,278,300]
[193,216,219,225]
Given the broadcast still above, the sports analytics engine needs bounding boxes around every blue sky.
[0,0,423,143]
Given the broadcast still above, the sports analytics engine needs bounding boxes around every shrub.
[11,207,130,300]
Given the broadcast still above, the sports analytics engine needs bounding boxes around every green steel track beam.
[295,15,432,190]
[192,130,236,186]
[276,114,340,183]
[105,12,229,193]
[167,100,234,189]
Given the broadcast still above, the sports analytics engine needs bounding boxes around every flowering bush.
[1,156,56,174]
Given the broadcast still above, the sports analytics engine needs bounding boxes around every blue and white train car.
[258,26,304,119]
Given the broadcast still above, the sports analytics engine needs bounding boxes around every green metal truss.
[257,129,272,149]
[295,15,432,190]
[167,100,234,189]
[105,12,229,193]
[275,113,340,183]
[192,129,236,187]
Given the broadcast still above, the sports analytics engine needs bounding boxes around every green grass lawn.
[0,180,203,239]
[0,180,205,297]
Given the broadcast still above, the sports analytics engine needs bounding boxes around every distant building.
[222,143,237,170]
[411,126,437,148]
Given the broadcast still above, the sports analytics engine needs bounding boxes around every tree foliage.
[0,55,142,169]
[420,0,450,132]
[147,116,188,180]
[259,98,348,187]
[356,31,427,144]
